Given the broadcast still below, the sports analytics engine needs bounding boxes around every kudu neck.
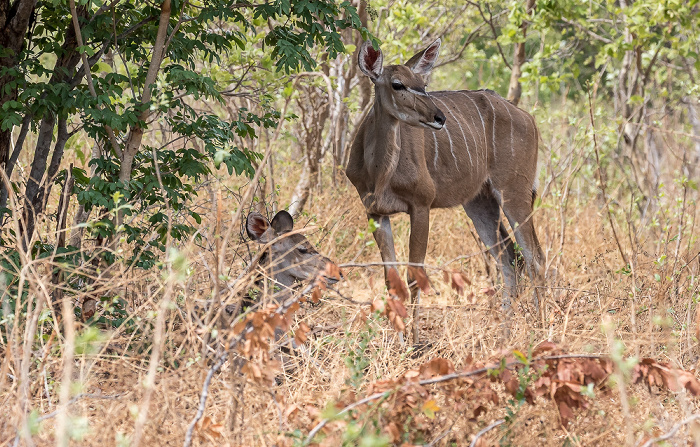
[371,92,402,144]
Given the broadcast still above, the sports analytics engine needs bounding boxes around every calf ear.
[270,210,294,234]
[246,212,270,241]
[358,40,383,81]
[406,38,441,75]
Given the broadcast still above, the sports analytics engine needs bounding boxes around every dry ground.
[1,138,699,446]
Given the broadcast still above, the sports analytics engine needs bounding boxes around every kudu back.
[346,39,545,341]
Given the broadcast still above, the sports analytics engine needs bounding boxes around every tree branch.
[638,414,700,447]
[469,1,511,70]
[560,18,612,44]
[69,0,122,158]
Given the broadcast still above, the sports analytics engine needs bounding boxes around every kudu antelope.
[238,210,337,311]
[346,39,545,342]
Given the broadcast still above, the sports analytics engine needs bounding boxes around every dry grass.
[1,112,699,447]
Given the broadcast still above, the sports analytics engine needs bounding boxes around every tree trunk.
[506,0,536,106]
[35,118,69,210]
[118,0,171,183]
[0,114,30,227]
[0,0,38,173]
[116,0,171,229]
[686,98,700,178]
[21,6,85,242]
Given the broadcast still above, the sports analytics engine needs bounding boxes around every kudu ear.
[246,212,270,241]
[270,210,294,234]
[406,38,441,75]
[358,40,383,81]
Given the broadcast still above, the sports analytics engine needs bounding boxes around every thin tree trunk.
[118,0,171,184]
[36,118,70,211]
[506,0,535,106]
[116,0,171,231]
[22,114,57,241]
[21,6,85,242]
[686,98,700,178]
[0,114,31,227]
[0,0,38,172]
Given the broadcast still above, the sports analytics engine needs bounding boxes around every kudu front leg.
[370,214,414,345]
[368,214,398,281]
[408,207,431,345]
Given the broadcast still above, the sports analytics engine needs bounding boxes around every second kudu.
[346,39,545,342]
[244,210,337,306]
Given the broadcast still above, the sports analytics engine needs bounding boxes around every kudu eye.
[391,80,405,91]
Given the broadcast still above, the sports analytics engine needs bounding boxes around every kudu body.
[346,39,545,341]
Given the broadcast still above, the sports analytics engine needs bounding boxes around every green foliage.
[0,0,368,268]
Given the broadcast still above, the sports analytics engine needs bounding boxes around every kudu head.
[246,211,337,293]
[358,39,446,129]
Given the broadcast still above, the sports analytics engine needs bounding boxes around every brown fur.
[346,39,546,340]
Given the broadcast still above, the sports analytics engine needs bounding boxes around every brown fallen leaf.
[387,268,409,302]
[408,265,431,293]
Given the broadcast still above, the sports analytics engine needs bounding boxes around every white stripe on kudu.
[441,123,460,171]
[504,102,514,157]
[480,92,498,161]
[432,131,438,168]
[446,96,479,165]
[434,96,472,168]
[462,92,487,148]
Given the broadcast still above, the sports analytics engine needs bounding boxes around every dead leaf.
[82,298,97,321]
[420,358,455,378]
[294,322,310,346]
[284,404,300,421]
[444,270,471,295]
[387,298,408,318]
[387,268,409,302]
[558,400,574,427]
[480,286,497,296]
[323,261,343,282]
[197,416,223,440]
[311,287,322,304]
[408,266,431,293]
[532,341,557,357]
[371,299,385,314]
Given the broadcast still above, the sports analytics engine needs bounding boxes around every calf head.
[246,211,337,296]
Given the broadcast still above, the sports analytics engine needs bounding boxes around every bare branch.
[638,414,700,447]
[469,1,511,70]
[69,0,122,158]
[470,419,505,447]
[560,18,612,44]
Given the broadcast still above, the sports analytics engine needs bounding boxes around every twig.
[469,1,512,70]
[12,393,123,446]
[69,0,122,158]
[560,18,612,44]
[184,280,321,447]
[305,354,606,443]
[470,419,505,447]
[638,414,700,447]
[305,391,392,443]
[37,393,123,422]
[587,88,629,267]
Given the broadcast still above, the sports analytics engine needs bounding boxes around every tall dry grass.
[1,98,699,446]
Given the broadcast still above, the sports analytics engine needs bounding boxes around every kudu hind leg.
[463,193,518,321]
[498,189,546,324]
